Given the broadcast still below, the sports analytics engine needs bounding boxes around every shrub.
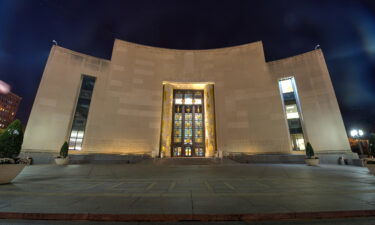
[369,133,375,157]
[59,142,69,158]
[0,120,24,158]
[305,142,315,159]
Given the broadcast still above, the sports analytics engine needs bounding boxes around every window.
[68,75,96,150]
[279,77,306,151]
[285,104,299,119]
[173,147,182,156]
[195,147,204,156]
[194,92,202,105]
[173,106,182,143]
[185,147,192,156]
[184,93,193,105]
[175,92,183,105]
[280,79,294,93]
[291,134,306,150]
[184,106,193,145]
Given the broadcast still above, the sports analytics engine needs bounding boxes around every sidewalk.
[0,163,375,221]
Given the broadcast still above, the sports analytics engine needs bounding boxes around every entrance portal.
[159,82,216,158]
[171,90,205,157]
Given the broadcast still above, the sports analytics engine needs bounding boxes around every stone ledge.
[227,152,360,165]
[227,154,305,164]
[19,152,151,164]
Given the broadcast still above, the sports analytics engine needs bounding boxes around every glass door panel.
[172,90,205,157]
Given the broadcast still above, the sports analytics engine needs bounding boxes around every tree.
[369,133,375,157]
[0,120,24,158]
[305,142,315,158]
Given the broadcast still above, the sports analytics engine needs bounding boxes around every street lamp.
[351,129,364,156]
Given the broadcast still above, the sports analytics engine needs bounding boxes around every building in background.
[23,39,358,163]
[0,92,21,128]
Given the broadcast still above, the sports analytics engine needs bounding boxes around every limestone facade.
[22,39,352,158]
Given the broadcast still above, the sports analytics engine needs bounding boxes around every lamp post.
[351,129,364,156]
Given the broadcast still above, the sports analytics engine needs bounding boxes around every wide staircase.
[155,157,236,165]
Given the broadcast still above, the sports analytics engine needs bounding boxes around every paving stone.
[0,164,375,215]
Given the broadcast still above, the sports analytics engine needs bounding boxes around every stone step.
[155,157,224,165]
[228,154,306,164]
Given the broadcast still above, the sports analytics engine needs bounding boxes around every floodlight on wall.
[351,129,364,155]
[315,44,321,50]
[350,129,364,138]
[350,129,358,137]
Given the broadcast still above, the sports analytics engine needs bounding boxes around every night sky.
[1,0,375,135]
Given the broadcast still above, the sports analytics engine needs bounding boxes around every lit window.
[280,79,294,93]
[68,75,96,151]
[184,93,193,105]
[185,97,193,105]
[185,147,191,156]
[175,92,183,104]
[194,99,202,104]
[285,104,299,119]
[279,77,306,151]
[77,131,84,138]
[296,137,305,150]
[173,147,182,156]
[291,134,306,151]
[70,130,78,138]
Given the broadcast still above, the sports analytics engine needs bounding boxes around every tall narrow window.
[279,77,306,151]
[68,75,96,150]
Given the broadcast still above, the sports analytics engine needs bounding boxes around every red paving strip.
[0,210,375,222]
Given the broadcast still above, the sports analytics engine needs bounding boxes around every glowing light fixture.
[350,129,358,137]
[350,129,364,138]
[351,129,365,155]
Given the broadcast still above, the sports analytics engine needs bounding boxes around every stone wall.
[22,39,352,158]
[268,50,352,154]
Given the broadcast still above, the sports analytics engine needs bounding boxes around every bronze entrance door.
[171,90,205,157]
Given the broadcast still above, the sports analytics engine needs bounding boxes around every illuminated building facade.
[22,39,357,162]
[0,92,21,129]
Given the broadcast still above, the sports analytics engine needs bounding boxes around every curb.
[0,210,375,222]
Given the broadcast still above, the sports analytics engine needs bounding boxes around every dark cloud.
[0,0,375,133]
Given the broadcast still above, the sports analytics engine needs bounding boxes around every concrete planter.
[0,164,26,184]
[365,159,375,175]
[55,157,69,165]
[366,164,375,175]
[305,158,319,166]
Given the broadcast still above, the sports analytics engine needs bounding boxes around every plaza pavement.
[1,217,375,225]
[1,161,375,222]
